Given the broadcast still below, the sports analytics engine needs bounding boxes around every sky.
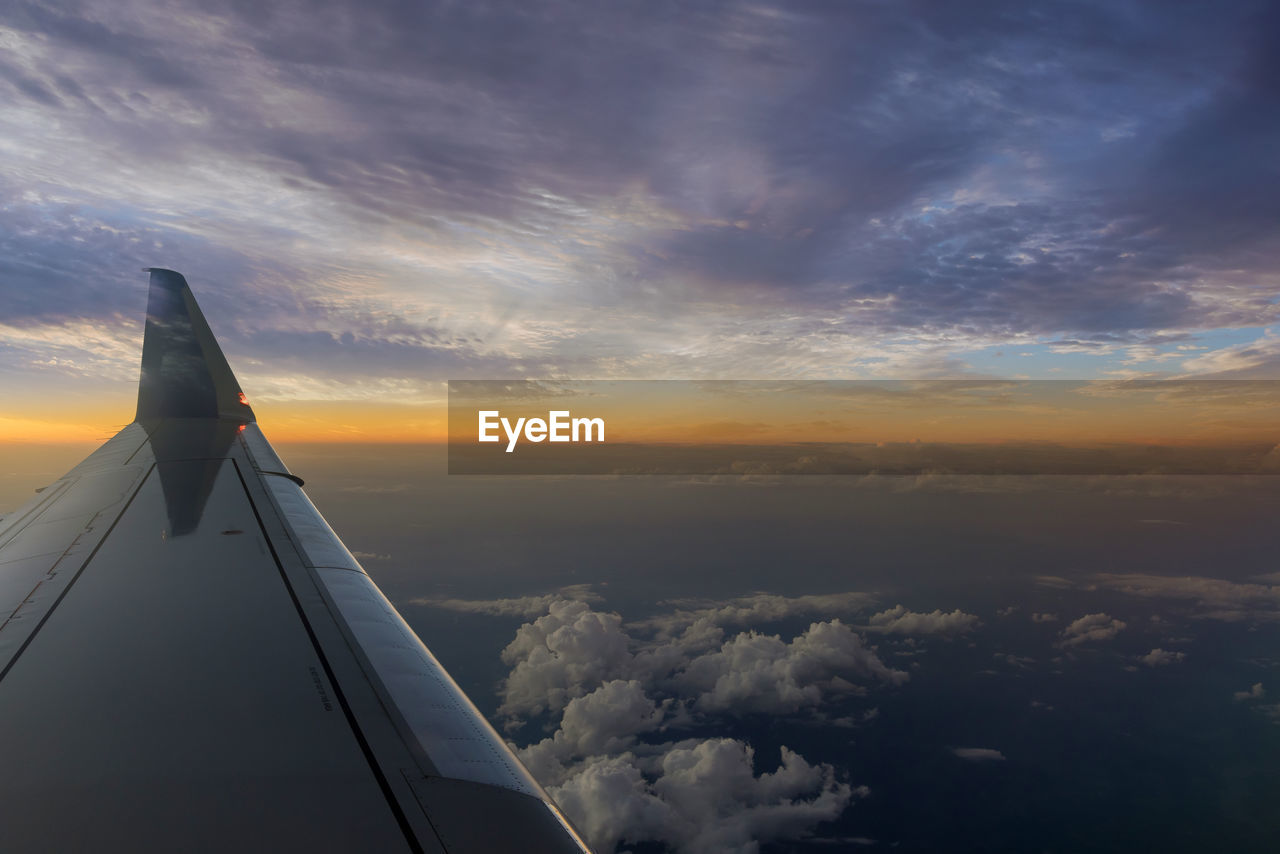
[2,6,1280,851]
[1,0,1279,441]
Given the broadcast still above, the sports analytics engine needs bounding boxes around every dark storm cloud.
[1,0,1276,354]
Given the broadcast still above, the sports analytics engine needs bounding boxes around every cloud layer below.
[419,590,920,851]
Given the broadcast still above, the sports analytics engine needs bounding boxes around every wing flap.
[261,471,365,573]
[314,565,543,794]
[239,428,549,797]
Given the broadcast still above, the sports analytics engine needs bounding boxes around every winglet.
[135,268,255,423]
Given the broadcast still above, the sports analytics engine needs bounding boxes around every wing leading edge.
[0,269,590,853]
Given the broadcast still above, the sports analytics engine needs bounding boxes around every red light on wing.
[238,392,248,405]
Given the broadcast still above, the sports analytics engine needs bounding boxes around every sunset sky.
[3,7,1280,852]
[2,1,1279,441]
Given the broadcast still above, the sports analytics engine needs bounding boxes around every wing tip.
[135,268,255,424]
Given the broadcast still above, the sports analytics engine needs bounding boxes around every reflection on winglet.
[135,268,254,424]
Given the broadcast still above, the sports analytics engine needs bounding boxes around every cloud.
[1140,648,1186,667]
[2,0,1279,391]
[548,741,857,854]
[1058,613,1127,647]
[0,316,141,382]
[519,680,669,784]
[498,598,908,723]
[1094,573,1280,623]
[865,605,980,636]
[1234,682,1265,702]
[635,592,876,639]
[542,754,674,853]
[1257,704,1280,724]
[1178,333,1280,379]
[337,484,410,494]
[413,584,602,618]
[499,599,637,719]
[457,590,926,850]
[952,748,1006,762]
[1031,612,1059,623]
[676,621,908,714]
[512,667,867,852]
[1231,684,1280,725]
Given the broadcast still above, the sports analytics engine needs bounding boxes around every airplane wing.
[0,269,591,854]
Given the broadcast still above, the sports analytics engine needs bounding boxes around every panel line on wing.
[0,463,153,686]
[0,482,71,551]
[228,458,431,854]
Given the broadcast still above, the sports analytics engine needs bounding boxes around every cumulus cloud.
[548,741,857,854]
[1058,613,1127,647]
[498,599,907,722]
[1234,683,1265,702]
[519,680,670,785]
[499,599,637,719]
[1031,612,1059,623]
[544,754,674,853]
[443,590,929,851]
[635,592,875,641]
[676,621,908,714]
[511,657,869,852]
[952,748,1006,762]
[865,605,980,636]
[1140,648,1186,667]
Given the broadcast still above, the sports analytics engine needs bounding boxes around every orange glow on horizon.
[4,384,1279,447]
